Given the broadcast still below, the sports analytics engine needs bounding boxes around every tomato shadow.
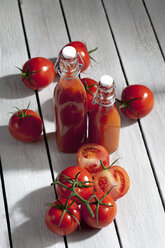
[0,125,53,172]
[115,102,137,128]
[0,74,34,99]
[10,186,100,247]
[10,186,64,247]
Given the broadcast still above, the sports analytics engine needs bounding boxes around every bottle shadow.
[10,186,99,247]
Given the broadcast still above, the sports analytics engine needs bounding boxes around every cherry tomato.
[45,198,81,236]
[61,41,97,72]
[55,166,94,202]
[118,84,154,119]
[77,144,110,175]
[81,78,98,112]
[20,57,55,90]
[8,106,42,142]
[94,165,130,200]
[81,191,117,228]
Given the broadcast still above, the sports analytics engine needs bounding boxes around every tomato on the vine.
[45,198,81,236]
[117,84,154,119]
[19,57,55,90]
[81,78,98,112]
[61,41,97,72]
[81,191,117,229]
[8,105,42,142]
[94,165,130,200]
[77,143,110,175]
[55,166,94,202]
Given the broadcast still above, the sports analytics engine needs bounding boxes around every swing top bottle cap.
[62,46,77,59]
[100,75,113,88]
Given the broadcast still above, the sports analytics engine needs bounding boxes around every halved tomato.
[77,143,110,175]
[94,165,130,200]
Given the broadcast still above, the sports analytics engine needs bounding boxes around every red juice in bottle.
[88,75,120,154]
[54,46,87,152]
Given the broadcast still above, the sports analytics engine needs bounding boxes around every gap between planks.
[0,158,13,248]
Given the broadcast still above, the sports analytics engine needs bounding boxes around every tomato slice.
[77,143,110,174]
[94,166,130,200]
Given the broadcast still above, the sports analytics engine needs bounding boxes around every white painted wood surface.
[0,0,165,248]
[103,0,165,203]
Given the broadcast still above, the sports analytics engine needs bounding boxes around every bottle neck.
[93,82,116,107]
[59,55,80,80]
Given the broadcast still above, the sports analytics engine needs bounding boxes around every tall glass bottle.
[88,75,120,154]
[54,46,87,153]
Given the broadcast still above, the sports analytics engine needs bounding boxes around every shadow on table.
[0,125,77,172]
[115,102,137,128]
[11,186,99,247]
[0,74,34,99]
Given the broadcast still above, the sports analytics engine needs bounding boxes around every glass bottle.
[88,75,120,154]
[54,46,87,153]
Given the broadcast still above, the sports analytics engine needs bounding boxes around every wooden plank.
[144,0,165,52]
[62,0,165,247]
[0,0,64,247]
[102,0,165,247]
[0,184,10,248]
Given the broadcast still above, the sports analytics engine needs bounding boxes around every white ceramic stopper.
[62,46,76,59]
[100,75,113,88]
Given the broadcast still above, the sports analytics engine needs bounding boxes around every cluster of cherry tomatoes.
[45,143,130,236]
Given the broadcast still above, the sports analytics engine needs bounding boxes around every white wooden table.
[0,0,165,247]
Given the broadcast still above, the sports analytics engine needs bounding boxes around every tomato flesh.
[94,166,130,200]
[77,143,110,175]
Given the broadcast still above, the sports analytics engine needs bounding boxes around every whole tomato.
[55,166,94,202]
[8,105,42,142]
[45,198,81,236]
[94,165,130,200]
[81,191,117,229]
[60,41,97,72]
[20,57,55,90]
[81,78,98,112]
[77,143,110,175]
[118,84,154,119]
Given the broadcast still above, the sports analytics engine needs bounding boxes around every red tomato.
[61,41,97,72]
[81,78,98,112]
[94,165,130,200]
[45,198,81,236]
[20,57,55,90]
[9,107,42,142]
[118,84,154,119]
[77,144,110,175]
[55,166,94,202]
[81,191,117,228]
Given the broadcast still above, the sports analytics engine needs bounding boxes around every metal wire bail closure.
[54,52,84,80]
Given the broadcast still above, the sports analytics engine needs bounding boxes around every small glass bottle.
[54,46,87,153]
[88,75,120,154]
